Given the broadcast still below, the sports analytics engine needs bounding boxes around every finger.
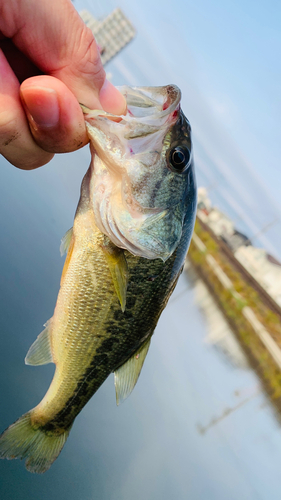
[21,75,88,154]
[99,80,127,115]
[3,0,126,114]
[0,49,53,169]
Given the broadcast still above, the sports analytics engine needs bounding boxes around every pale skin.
[0,0,126,170]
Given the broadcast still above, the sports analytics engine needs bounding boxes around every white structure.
[197,187,235,237]
[197,205,235,238]
[197,187,212,212]
[235,246,281,306]
[196,186,281,307]
[80,9,136,66]
[206,208,234,238]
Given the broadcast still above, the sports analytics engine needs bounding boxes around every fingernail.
[21,87,60,128]
[99,79,127,115]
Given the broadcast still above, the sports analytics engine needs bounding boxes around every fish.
[0,84,197,473]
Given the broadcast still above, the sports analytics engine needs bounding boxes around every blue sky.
[75,0,281,258]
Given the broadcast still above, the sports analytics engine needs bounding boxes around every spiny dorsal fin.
[114,338,151,405]
[25,320,53,366]
[101,240,128,312]
[60,227,73,256]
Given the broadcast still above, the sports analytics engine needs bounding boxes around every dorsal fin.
[101,240,128,312]
[60,227,73,256]
[25,320,54,366]
[114,338,151,405]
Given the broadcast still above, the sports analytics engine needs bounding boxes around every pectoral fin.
[114,338,151,405]
[102,241,128,312]
[60,231,75,285]
[60,227,73,256]
[25,320,53,366]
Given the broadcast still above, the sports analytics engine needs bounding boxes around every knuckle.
[74,26,105,86]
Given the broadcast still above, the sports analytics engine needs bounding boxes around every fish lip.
[82,85,181,125]
[117,84,181,122]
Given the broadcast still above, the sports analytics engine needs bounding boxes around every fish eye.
[168,146,191,173]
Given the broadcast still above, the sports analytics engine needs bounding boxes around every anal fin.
[25,320,54,366]
[114,338,151,405]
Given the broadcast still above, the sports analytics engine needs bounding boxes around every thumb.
[7,0,126,114]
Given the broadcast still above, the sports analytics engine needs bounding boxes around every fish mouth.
[81,84,181,126]
[120,84,181,120]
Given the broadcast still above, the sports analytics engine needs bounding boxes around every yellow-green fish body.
[0,85,197,473]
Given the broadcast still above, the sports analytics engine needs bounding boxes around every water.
[1,153,281,498]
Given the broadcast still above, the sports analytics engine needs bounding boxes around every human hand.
[0,0,126,169]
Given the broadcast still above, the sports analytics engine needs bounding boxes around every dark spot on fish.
[125,295,138,309]
[93,353,109,366]
[42,422,67,434]
[97,336,119,351]
[147,275,158,282]
[113,309,123,321]
[42,422,57,433]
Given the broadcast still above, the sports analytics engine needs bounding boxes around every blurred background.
[1,0,281,498]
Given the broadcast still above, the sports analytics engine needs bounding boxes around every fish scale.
[0,84,196,473]
[30,173,182,432]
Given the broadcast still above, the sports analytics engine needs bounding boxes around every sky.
[75,0,281,258]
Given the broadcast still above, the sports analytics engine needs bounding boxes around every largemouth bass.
[0,85,196,473]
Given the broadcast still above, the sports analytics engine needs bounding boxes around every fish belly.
[29,168,188,433]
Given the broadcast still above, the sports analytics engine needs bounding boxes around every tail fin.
[0,411,71,473]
